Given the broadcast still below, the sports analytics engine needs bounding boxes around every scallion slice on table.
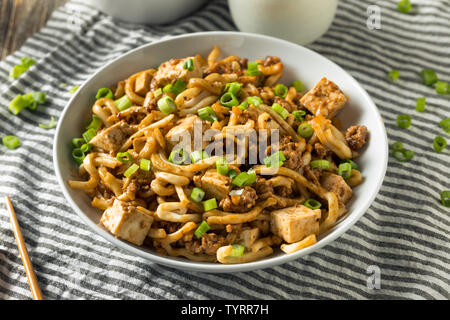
[8,94,33,115]
[10,57,36,79]
[194,221,210,239]
[397,0,412,13]
[2,135,21,149]
[140,158,151,171]
[202,198,218,211]
[435,81,448,95]
[393,148,414,162]
[387,69,400,81]
[168,149,187,165]
[115,94,132,111]
[190,187,206,203]
[229,244,245,257]
[116,152,133,163]
[396,114,412,129]
[69,85,79,94]
[271,103,289,119]
[297,123,314,138]
[440,118,450,134]
[124,163,139,178]
[291,80,303,92]
[416,97,426,112]
[96,88,114,100]
[433,136,447,153]
[304,199,322,210]
[39,116,57,129]
[441,191,450,207]
[310,160,330,170]
[421,69,438,86]
[274,84,288,98]
[392,142,403,152]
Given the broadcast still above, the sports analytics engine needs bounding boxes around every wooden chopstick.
[5,196,43,300]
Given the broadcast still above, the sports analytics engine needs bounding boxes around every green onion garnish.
[202,198,218,211]
[10,57,36,79]
[168,149,187,165]
[72,148,85,165]
[421,69,438,86]
[263,151,286,168]
[190,150,208,164]
[304,199,322,210]
[393,149,414,162]
[416,97,426,112]
[194,221,210,239]
[342,159,359,171]
[397,0,412,13]
[86,115,102,131]
[297,123,314,138]
[292,110,306,122]
[274,84,288,98]
[157,96,177,114]
[216,157,229,175]
[246,169,256,186]
[387,69,400,82]
[239,101,249,110]
[96,88,114,100]
[225,82,242,97]
[435,81,448,95]
[291,80,303,92]
[310,160,330,170]
[198,106,218,123]
[441,191,450,207]
[183,58,194,71]
[233,172,249,187]
[140,158,151,171]
[72,138,85,149]
[392,142,404,152]
[8,94,33,115]
[82,128,97,143]
[396,114,412,129]
[338,162,352,180]
[116,152,133,163]
[440,118,450,134]
[124,163,139,178]
[31,92,46,105]
[191,187,206,203]
[228,169,238,180]
[433,136,447,153]
[115,94,132,111]
[246,61,261,76]
[246,96,263,107]
[69,85,79,94]
[229,244,245,257]
[39,116,57,129]
[2,135,21,149]
[220,92,239,108]
[80,143,92,154]
[271,103,289,119]
[163,80,187,95]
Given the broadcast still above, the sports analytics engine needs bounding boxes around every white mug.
[228,0,339,45]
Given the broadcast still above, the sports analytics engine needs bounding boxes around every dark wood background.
[0,0,68,60]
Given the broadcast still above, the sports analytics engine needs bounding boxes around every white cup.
[228,0,338,45]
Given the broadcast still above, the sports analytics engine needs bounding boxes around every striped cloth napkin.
[0,0,449,299]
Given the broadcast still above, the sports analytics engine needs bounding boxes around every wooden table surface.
[0,0,68,60]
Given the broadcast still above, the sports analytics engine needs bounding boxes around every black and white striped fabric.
[0,0,449,299]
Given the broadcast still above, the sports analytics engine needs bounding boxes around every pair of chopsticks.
[5,196,43,300]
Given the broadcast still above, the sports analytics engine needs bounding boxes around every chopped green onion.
[27,101,39,111]
[228,169,238,180]
[183,58,194,71]
[297,123,314,138]
[239,101,249,110]
[304,199,322,210]
[232,172,249,187]
[82,128,97,142]
[291,80,303,92]
[396,114,412,129]
[198,106,218,122]
[163,80,186,95]
[392,142,404,151]
[440,118,450,134]
[72,148,85,165]
[433,136,447,153]
[421,69,438,86]
[216,157,229,175]
[387,69,400,82]
[114,94,132,111]
[220,92,239,108]
[342,159,359,171]
[96,88,114,100]
[225,82,242,97]
[153,88,163,98]
[263,151,286,168]
[271,103,289,119]
[245,169,257,186]
[163,84,172,93]
[246,96,263,107]
[116,152,133,163]
[10,57,36,79]
[140,158,151,171]
[31,91,46,104]
[168,149,187,165]
[274,84,288,98]
[202,198,218,211]
[157,96,177,114]
[246,61,261,76]
[124,163,139,178]
[229,244,245,257]
[310,160,330,170]
[86,115,102,131]
[338,162,352,180]
[72,138,85,149]
[80,143,92,153]
[435,81,448,95]
[194,221,210,238]
[393,149,414,162]
[191,187,206,203]
[416,97,426,112]
[397,0,412,13]
[8,94,33,115]
[2,135,20,149]
[39,116,57,129]
[292,110,306,122]
[190,150,208,163]
[440,191,450,207]
[69,85,79,94]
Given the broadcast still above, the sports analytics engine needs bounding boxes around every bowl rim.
[53,31,388,273]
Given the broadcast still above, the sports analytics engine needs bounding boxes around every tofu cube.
[320,172,353,204]
[134,71,151,96]
[194,169,232,201]
[100,199,153,245]
[270,204,321,243]
[300,77,347,119]
[90,121,135,153]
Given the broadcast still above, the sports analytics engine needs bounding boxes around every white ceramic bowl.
[228,0,339,45]
[84,0,208,24]
[54,31,388,273]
